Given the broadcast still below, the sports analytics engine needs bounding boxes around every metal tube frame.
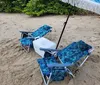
[39,67,52,85]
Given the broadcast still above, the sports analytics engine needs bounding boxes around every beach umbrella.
[62,0,100,15]
[56,0,100,49]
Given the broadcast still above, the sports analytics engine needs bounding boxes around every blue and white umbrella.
[56,0,100,49]
[61,0,100,14]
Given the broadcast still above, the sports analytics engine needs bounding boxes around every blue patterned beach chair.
[19,25,52,52]
[37,54,73,85]
[40,40,94,77]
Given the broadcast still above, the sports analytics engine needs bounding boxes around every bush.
[24,0,73,16]
[12,0,29,12]
[0,0,13,12]
[0,0,29,12]
[0,0,86,16]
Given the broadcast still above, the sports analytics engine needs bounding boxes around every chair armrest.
[27,37,35,39]
[27,35,40,39]
[40,48,60,56]
[88,47,94,53]
[34,36,41,40]
[19,31,33,33]
[47,62,73,68]
[40,48,60,52]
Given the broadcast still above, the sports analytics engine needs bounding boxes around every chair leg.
[58,57,75,78]
[47,73,52,85]
[66,56,90,77]
[27,45,30,52]
[40,68,47,85]
[21,33,24,38]
[20,43,30,53]
[65,67,75,78]
[65,56,90,77]
[79,56,89,67]
[39,67,52,85]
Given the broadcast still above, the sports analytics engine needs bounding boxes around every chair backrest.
[57,40,92,63]
[31,25,52,38]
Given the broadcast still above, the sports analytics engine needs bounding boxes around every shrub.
[24,0,80,16]
[0,0,29,12]
[0,0,14,12]
[12,0,29,12]
[0,0,86,16]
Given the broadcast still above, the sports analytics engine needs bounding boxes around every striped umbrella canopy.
[61,0,100,15]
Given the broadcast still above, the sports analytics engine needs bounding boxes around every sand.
[0,13,100,85]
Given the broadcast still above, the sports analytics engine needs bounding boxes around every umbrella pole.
[56,13,70,49]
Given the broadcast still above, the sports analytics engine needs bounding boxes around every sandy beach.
[0,13,100,85]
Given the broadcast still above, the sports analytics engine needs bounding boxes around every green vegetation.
[0,0,29,12]
[0,0,86,16]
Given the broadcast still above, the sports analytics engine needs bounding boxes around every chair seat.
[20,38,33,48]
[37,56,67,81]
[60,50,89,64]
[37,56,57,76]
[58,40,92,64]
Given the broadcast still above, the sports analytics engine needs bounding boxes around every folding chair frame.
[39,61,73,85]
[40,47,94,78]
[40,48,75,77]
[19,27,52,52]
[20,31,43,52]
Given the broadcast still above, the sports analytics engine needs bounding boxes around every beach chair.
[19,25,52,52]
[37,54,74,85]
[39,40,94,78]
